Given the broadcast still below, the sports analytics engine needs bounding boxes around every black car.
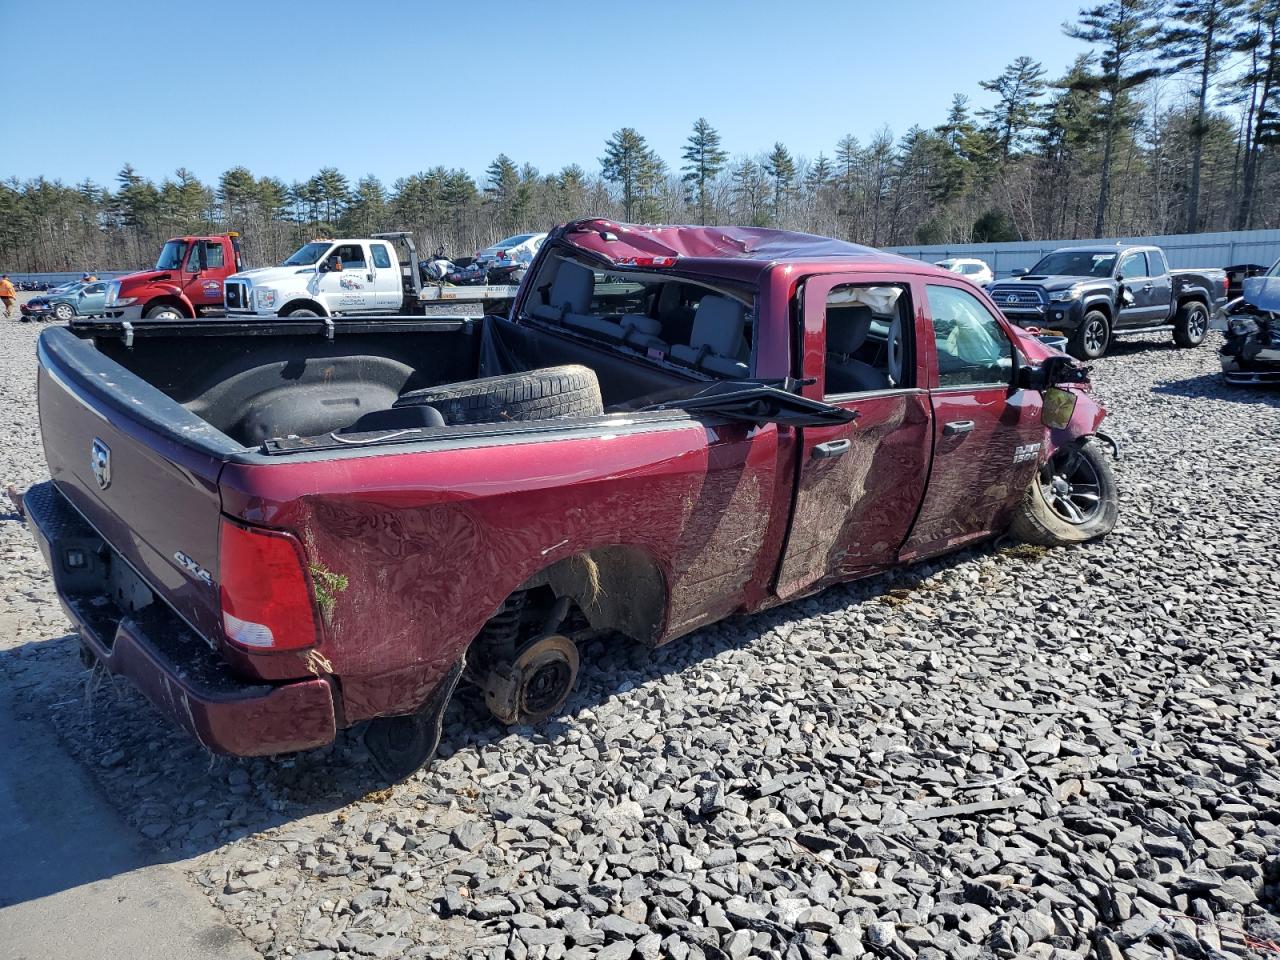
[986,245,1228,360]
[1219,272,1280,386]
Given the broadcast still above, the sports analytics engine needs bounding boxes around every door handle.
[1142,282,1153,291]
[812,438,852,459]
[943,420,975,436]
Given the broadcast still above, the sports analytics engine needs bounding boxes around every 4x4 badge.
[90,438,111,490]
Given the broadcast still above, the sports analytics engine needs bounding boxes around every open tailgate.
[36,328,242,644]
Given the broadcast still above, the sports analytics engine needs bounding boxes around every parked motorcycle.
[1219,275,1280,386]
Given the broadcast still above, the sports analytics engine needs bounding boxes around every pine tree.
[485,154,520,199]
[680,118,728,224]
[979,56,1048,158]
[806,154,834,191]
[1233,0,1280,228]
[763,142,796,223]
[600,128,663,221]
[1159,0,1247,230]
[1065,0,1163,235]
[311,168,350,225]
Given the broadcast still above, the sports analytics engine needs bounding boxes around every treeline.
[4,0,1280,272]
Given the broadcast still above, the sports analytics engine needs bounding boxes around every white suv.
[935,258,994,286]
[224,239,406,317]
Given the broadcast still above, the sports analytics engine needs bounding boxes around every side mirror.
[318,260,330,273]
[1017,354,1090,391]
[1011,267,1027,277]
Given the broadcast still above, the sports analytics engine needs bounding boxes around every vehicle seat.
[656,283,696,344]
[670,296,749,377]
[825,305,889,393]
[339,404,446,434]
[528,261,594,323]
[620,315,667,350]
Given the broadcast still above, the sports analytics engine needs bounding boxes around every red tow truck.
[103,233,244,320]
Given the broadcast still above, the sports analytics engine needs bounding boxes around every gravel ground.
[1,305,1278,960]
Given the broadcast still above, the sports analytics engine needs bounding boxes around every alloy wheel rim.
[1084,319,1106,354]
[1189,306,1207,339]
[1042,447,1103,525]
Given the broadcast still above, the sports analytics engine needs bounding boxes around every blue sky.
[3,0,1093,189]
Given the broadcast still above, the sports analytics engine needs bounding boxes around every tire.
[144,303,184,320]
[1172,300,1209,348]
[53,302,75,322]
[1009,439,1118,546]
[1067,310,1111,360]
[396,365,603,425]
[283,307,321,318]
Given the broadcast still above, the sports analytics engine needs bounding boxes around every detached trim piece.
[1093,430,1121,459]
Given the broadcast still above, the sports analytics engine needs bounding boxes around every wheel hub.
[482,633,579,725]
[1043,448,1103,525]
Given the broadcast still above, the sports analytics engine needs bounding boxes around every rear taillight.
[219,519,318,652]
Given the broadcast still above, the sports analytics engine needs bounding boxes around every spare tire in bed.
[394,365,604,425]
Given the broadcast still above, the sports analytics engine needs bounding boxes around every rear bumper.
[21,481,337,757]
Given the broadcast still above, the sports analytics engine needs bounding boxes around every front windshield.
[284,242,332,266]
[1267,258,1280,277]
[1027,251,1117,278]
[155,240,188,271]
[496,234,534,248]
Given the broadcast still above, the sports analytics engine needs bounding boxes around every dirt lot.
[1,304,1278,960]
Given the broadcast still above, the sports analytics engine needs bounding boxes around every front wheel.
[1068,310,1111,360]
[1010,439,1118,546]
[144,303,184,320]
[53,302,75,322]
[1173,300,1209,347]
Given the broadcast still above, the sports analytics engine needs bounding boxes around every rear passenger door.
[1145,248,1173,321]
[775,274,934,599]
[900,281,1044,561]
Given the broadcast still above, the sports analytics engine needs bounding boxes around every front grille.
[989,286,1045,310]
[224,281,247,310]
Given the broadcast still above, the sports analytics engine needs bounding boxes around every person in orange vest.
[0,275,15,319]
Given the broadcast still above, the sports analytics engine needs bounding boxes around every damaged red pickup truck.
[16,221,1118,780]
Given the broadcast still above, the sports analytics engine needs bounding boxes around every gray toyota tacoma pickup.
[987,244,1228,359]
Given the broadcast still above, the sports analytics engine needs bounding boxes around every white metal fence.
[887,229,1280,278]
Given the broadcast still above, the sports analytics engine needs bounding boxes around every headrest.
[549,261,593,314]
[827,304,874,355]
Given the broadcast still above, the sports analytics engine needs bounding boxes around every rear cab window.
[522,252,757,379]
